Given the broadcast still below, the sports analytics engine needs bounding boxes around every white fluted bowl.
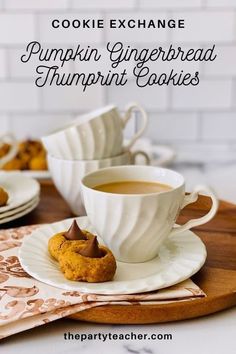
[42,106,124,160]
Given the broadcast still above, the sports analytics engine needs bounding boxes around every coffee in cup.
[93,180,173,194]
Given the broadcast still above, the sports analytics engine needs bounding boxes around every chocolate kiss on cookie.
[79,236,103,258]
[64,220,86,241]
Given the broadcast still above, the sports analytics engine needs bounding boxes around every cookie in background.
[0,139,47,171]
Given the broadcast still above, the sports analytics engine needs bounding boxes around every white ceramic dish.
[42,104,148,160]
[0,170,50,180]
[19,217,207,295]
[18,171,50,179]
[0,195,39,219]
[0,197,39,224]
[0,173,40,213]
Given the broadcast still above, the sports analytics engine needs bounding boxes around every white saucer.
[0,173,40,213]
[0,197,39,224]
[0,170,50,180]
[0,195,39,219]
[19,217,207,295]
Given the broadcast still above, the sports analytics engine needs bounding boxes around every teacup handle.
[122,102,148,150]
[0,133,18,168]
[131,150,150,165]
[170,185,219,237]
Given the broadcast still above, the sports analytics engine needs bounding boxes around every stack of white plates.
[0,173,40,224]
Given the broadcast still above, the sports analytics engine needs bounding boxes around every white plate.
[0,173,40,212]
[0,198,39,224]
[19,217,207,295]
[0,195,39,219]
[18,170,50,180]
[0,170,50,180]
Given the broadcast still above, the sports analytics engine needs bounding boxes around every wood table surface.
[3,180,236,324]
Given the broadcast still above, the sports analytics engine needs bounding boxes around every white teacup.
[81,165,218,263]
[0,133,18,168]
[42,103,148,160]
[47,151,149,216]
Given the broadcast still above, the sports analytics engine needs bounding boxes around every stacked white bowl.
[42,103,149,215]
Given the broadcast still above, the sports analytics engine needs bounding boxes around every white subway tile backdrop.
[203,45,236,76]
[139,1,203,9]
[0,82,39,112]
[107,80,169,111]
[10,114,73,139]
[5,0,69,11]
[41,84,104,112]
[71,0,137,10]
[206,0,236,8]
[0,0,235,158]
[0,14,35,44]
[172,11,235,43]
[145,113,199,141]
[172,80,232,110]
[0,49,6,78]
[0,115,8,132]
[202,113,236,140]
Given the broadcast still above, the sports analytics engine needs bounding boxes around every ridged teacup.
[81,165,218,263]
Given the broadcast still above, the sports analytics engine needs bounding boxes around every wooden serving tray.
[5,180,236,324]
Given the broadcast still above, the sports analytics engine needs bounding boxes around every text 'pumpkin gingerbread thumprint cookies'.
[48,220,117,283]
